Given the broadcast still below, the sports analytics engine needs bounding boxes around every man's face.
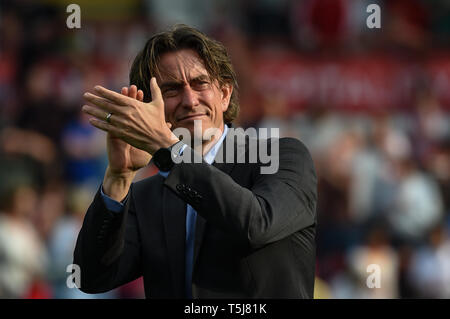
[156,49,233,137]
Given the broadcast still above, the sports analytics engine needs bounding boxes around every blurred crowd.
[0,0,449,298]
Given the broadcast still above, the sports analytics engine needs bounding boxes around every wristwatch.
[153,140,185,172]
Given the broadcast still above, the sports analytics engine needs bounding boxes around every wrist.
[102,167,136,202]
[151,131,180,154]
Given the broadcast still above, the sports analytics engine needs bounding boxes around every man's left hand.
[82,77,179,155]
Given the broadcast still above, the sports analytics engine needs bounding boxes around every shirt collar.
[203,124,229,165]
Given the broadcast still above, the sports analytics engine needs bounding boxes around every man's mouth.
[177,113,207,121]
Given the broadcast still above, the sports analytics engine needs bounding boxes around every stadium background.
[0,0,449,298]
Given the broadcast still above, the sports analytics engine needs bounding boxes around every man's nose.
[180,86,199,109]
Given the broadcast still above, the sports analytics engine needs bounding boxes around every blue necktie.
[185,205,197,298]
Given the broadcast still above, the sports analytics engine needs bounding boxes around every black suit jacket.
[73,131,318,298]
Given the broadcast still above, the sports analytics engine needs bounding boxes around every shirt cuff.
[100,186,125,213]
[158,170,170,178]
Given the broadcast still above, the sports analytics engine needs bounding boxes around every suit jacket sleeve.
[73,185,142,294]
[164,137,317,249]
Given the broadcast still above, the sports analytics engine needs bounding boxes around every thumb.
[150,77,163,105]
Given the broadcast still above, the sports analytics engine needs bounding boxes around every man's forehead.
[156,49,209,82]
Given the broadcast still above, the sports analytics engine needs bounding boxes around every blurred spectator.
[385,0,430,50]
[313,277,332,299]
[61,111,107,185]
[16,62,72,143]
[429,0,450,45]
[0,127,56,166]
[387,156,444,244]
[148,0,218,31]
[348,127,384,223]
[46,185,118,298]
[365,114,444,245]
[242,0,291,41]
[346,224,399,298]
[0,182,49,298]
[408,225,450,298]
[424,139,450,220]
[290,0,374,50]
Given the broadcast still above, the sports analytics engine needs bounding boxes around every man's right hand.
[102,85,150,201]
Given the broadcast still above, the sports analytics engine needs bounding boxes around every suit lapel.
[162,186,186,298]
[192,127,247,269]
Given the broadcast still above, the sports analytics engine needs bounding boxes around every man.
[74,24,317,298]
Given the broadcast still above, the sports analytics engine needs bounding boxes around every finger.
[83,92,123,114]
[82,105,113,123]
[83,105,129,129]
[88,117,118,135]
[150,77,163,103]
[88,118,138,149]
[129,85,137,100]
[93,85,131,106]
[166,122,172,129]
[121,87,128,96]
[137,89,144,102]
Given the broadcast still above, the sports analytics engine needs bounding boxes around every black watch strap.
[153,141,185,172]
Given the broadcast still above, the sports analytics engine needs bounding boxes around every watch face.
[155,147,174,172]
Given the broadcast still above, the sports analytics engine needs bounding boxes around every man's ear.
[221,82,233,112]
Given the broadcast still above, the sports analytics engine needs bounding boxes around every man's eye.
[194,81,209,89]
[163,89,178,97]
